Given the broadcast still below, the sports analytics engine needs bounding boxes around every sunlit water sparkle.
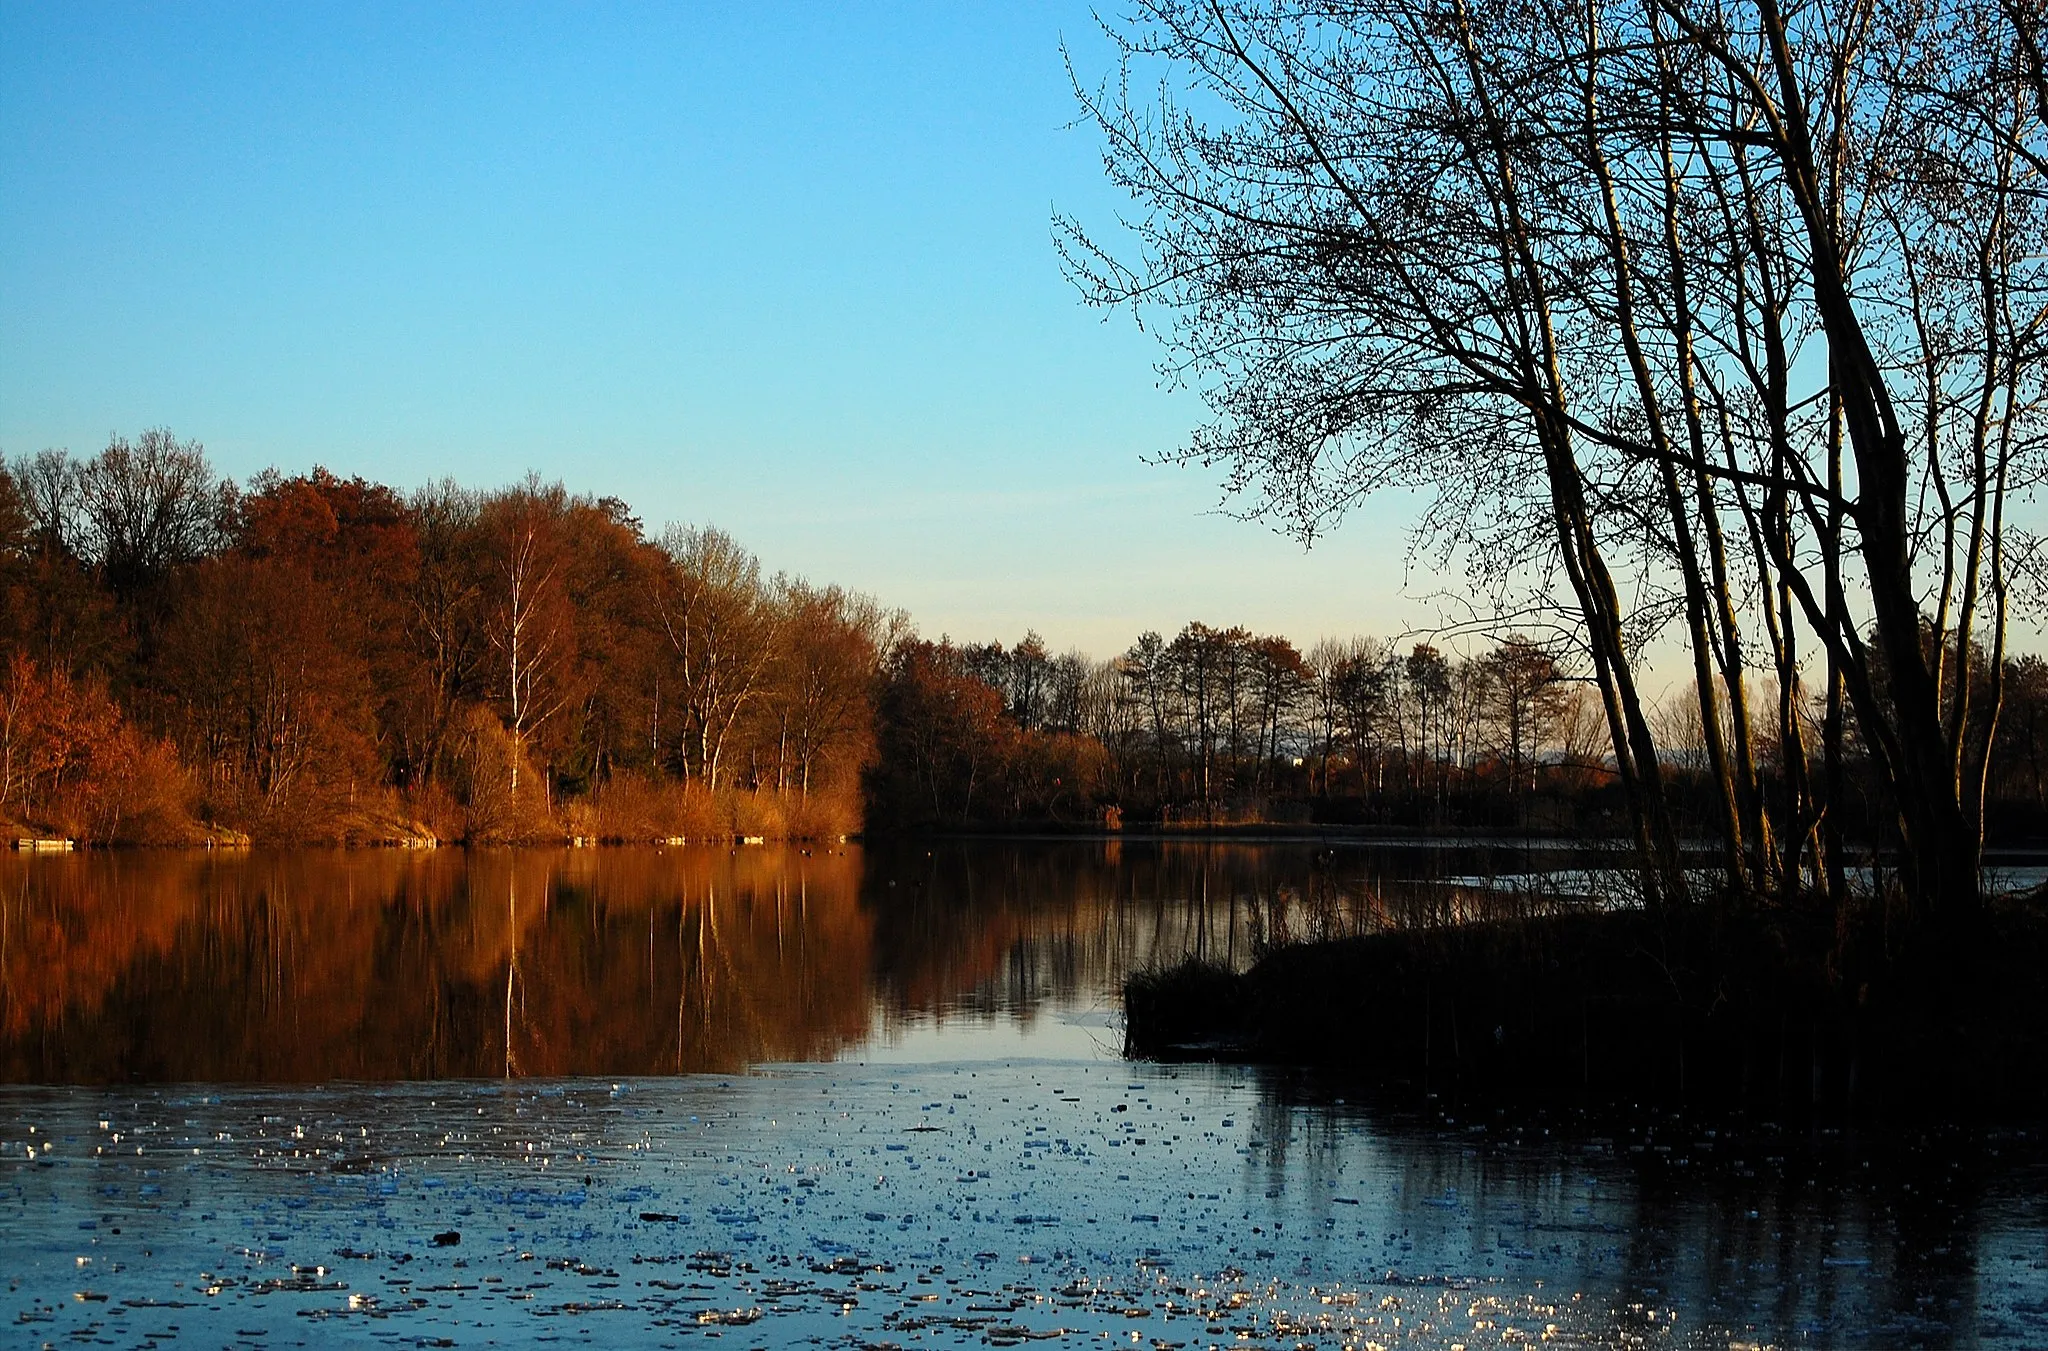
[7,1062,2046,1349]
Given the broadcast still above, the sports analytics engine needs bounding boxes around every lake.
[3,841,2044,1348]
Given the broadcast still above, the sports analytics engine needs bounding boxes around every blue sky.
[0,1,1431,656]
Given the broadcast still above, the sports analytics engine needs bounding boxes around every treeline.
[871,626,1609,829]
[1,430,899,844]
[871,624,2048,838]
[13,430,2048,848]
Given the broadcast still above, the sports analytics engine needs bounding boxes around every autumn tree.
[651,526,779,790]
[550,495,665,792]
[869,640,1016,824]
[156,556,380,819]
[0,465,33,655]
[398,481,487,788]
[237,468,419,768]
[764,581,895,797]
[0,653,185,841]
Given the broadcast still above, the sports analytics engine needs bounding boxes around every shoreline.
[5,832,859,853]
[17,824,2048,869]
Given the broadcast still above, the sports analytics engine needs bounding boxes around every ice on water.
[7,1058,2045,1350]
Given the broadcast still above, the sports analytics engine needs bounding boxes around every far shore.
[17,824,2048,869]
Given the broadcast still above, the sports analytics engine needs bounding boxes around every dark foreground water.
[3,842,2045,1349]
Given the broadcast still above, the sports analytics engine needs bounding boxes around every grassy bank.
[1126,900,2048,1116]
[4,774,862,848]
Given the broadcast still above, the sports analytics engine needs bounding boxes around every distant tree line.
[0,431,899,843]
[869,625,1605,829]
[869,621,2048,839]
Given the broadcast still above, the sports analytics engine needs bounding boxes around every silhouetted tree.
[1063,0,2048,920]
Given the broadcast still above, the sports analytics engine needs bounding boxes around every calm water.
[2,841,2044,1348]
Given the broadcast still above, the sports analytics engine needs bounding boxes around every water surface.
[3,842,2043,1348]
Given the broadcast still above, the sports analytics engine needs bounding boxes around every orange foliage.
[3,449,889,844]
[0,654,199,843]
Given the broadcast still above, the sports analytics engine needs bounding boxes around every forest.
[10,429,2048,848]
[0,431,898,844]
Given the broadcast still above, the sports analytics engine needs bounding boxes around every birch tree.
[482,488,573,794]
[652,526,779,790]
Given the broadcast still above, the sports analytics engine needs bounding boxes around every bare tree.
[1477,637,1570,806]
[1303,637,1351,795]
[72,429,224,598]
[1063,0,2048,918]
[9,450,80,556]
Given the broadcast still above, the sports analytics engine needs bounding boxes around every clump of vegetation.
[1123,958,1249,1057]
[1127,898,2048,1116]
[0,654,203,845]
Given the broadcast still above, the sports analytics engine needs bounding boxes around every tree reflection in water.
[1,845,872,1081]
[1,838,1580,1083]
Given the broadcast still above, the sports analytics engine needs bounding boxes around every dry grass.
[591,773,859,842]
